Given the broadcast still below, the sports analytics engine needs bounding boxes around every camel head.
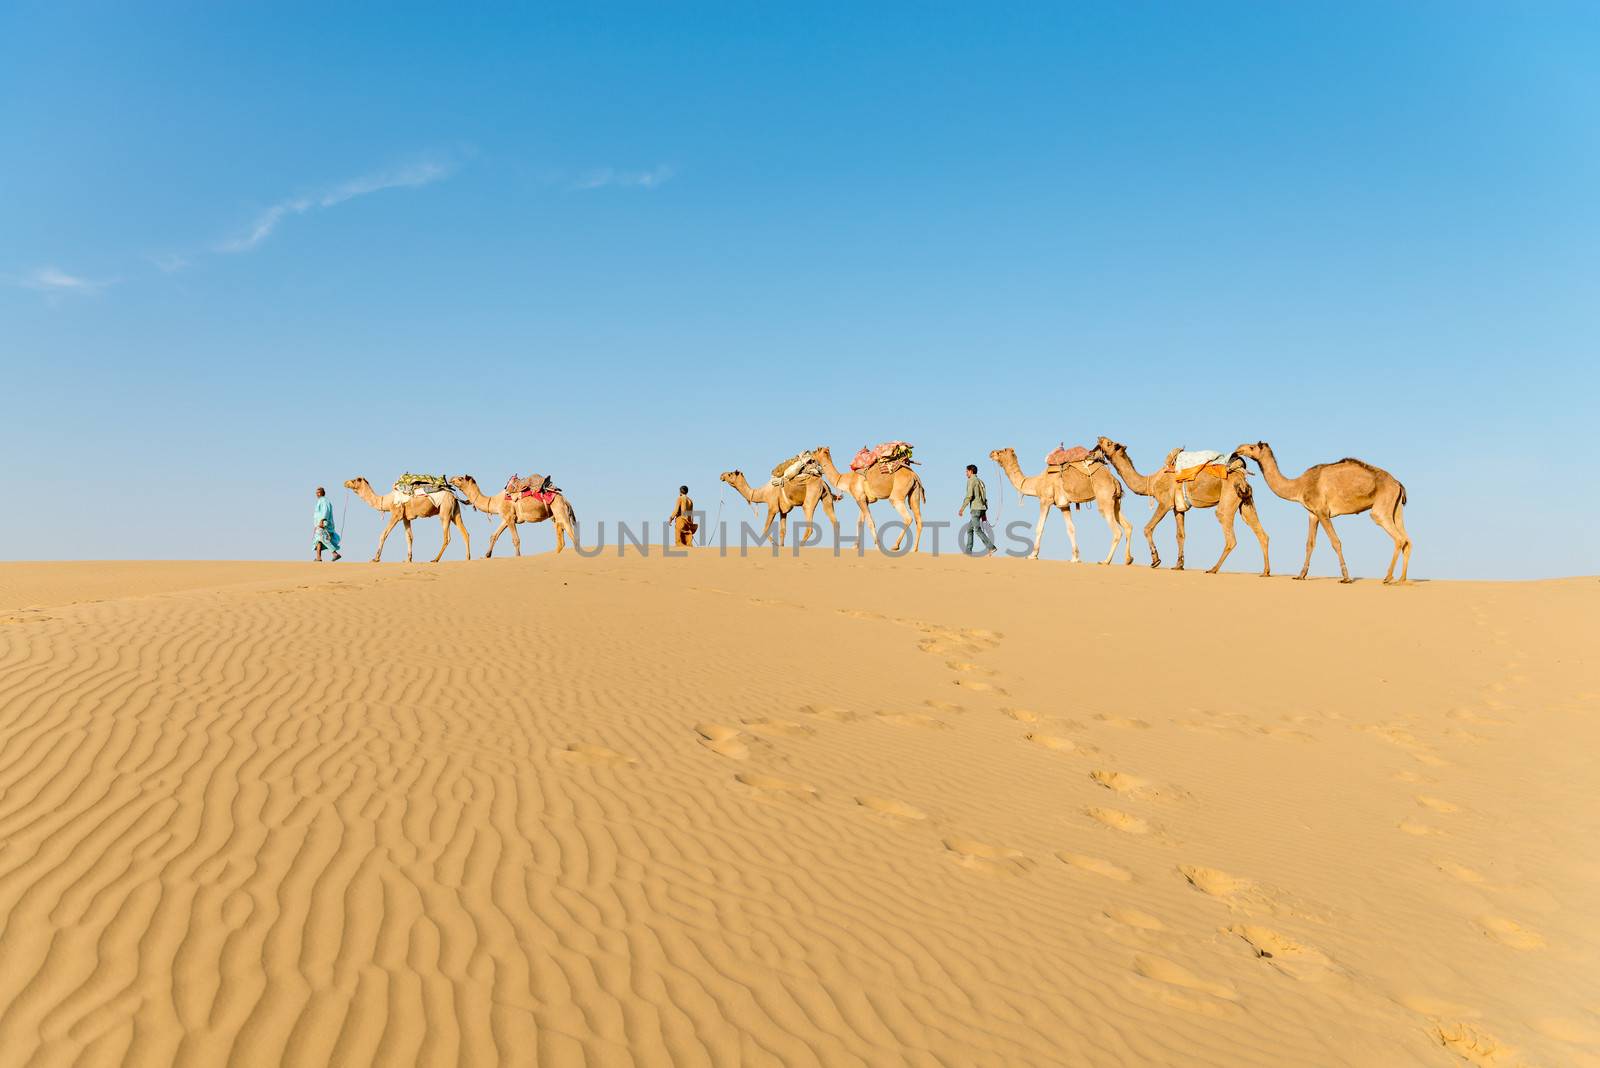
[449,475,478,491]
[812,445,832,463]
[987,447,1017,465]
[343,477,370,491]
[1230,441,1270,465]
[719,470,743,485]
[1095,437,1126,457]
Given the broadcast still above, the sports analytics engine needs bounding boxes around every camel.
[811,445,926,553]
[988,447,1133,564]
[344,477,472,563]
[1094,438,1269,576]
[450,475,579,557]
[1231,442,1411,584]
[719,470,842,548]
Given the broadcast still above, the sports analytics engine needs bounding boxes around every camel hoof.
[1206,567,1219,574]
[1259,571,1271,578]
[1293,574,1307,581]
[1173,565,1184,572]
[1340,578,1355,585]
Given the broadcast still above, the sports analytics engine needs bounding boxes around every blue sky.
[4,2,1596,577]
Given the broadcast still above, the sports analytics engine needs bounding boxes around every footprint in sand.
[1436,861,1486,884]
[1026,733,1076,752]
[1226,925,1334,980]
[877,712,949,729]
[923,699,965,714]
[1178,865,1252,899]
[735,773,818,801]
[1087,807,1151,834]
[1003,707,1041,723]
[1431,1023,1519,1067]
[1095,713,1152,730]
[799,704,858,722]
[695,723,750,760]
[953,678,1006,695]
[1058,852,1134,882]
[1107,908,1166,931]
[560,744,638,767]
[919,638,983,658]
[945,660,998,676]
[1415,796,1460,814]
[856,796,928,822]
[1089,770,1152,798]
[944,837,1033,876]
[1133,954,1238,1001]
[741,718,816,738]
[1476,915,1544,950]
[1398,820,1440,837]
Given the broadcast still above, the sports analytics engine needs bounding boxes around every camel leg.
[1172,509,1186,571]
[1030,500,1048,559]
[486,516,510,558]
[1143,503,1168,568]
[1372,497,1411,583]
[1116,499,1133,564]
[372,512,401,562]
[1207,497,1237,574]
[403,518,415,563]
[1320,515,1350,583]
[908,487,923,552]
[1241,501,1270,577]
[508,518,522,557]
[1097,490,1122,565]
[432,513,451,563]
[856,495,878,549]
[1061,507,1080,562]
[1297,513,1319,580]
[888,493,915,552]
[457,508,472,560]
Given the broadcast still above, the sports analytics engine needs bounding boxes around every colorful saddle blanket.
[505,473,557,503]
[1046,444,1092,466]
[849,441,914,472]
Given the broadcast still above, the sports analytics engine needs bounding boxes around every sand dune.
[0,554,1596,1066]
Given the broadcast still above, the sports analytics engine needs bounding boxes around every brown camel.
[811,445,926,553]
[988,447,1133,564]
[450,475,580,557]
[1095,438,1269,576]
[719,470,841,548]
[1231,442,1411,584]
[344,477,472,563]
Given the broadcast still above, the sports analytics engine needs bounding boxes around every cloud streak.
[18,267,112,294]
[572,164,676,191]
[219,160,454,252]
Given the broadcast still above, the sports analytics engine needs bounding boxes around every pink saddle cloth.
[1046,444,1092,466]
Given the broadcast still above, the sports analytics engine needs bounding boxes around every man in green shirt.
[958,464,996,555]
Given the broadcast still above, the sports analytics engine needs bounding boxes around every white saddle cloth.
[1172,449,1224,472]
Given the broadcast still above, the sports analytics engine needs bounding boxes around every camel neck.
[1253,450,1303,501]
[1109,451,1156,495]
[995,454,1028,491]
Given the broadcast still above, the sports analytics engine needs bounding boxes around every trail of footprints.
[557,603,1551,1053]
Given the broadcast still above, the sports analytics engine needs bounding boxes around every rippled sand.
[0,554,1595,1066]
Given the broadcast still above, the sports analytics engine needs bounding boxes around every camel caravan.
[341,436,1411,583]
[344,472,578,563]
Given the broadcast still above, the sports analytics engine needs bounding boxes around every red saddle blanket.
[1046,444,1092,466]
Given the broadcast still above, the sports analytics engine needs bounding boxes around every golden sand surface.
[0,553,1596,1066]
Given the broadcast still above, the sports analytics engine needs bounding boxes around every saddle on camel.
[1042,443,1107,510]
[769,451,826,488]
[1162,448,1232,511]
[504,473,558,504]
[392,472,458,508]
[849,440,917,475]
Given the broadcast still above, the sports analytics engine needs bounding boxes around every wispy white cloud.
[219,159,455,252]
[17,266,113,294]
[148,252,190,274]
[572,164,676,191]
